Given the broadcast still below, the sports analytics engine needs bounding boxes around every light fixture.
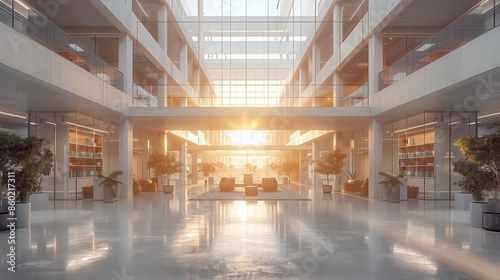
[0,111,26,119]
[64,121,108,134]
[68,43,84,52]
[394,121,437,133]
[416,43,434,51]
[478,111,500,119]
[15,0,30,10]
[0,126,16,133]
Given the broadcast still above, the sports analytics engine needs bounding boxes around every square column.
[119,117,133,199]
[312,140,320,186]
[158,4,168,52]
[368,118,383,199]
[158,73,168,107]
[333,3,342,60]
[368,33,383,95]
[119,33,133,95]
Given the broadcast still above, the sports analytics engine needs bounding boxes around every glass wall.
[28,112,116,200]
[382,112,477,200]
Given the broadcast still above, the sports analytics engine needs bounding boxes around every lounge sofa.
[137,179,157,192]
[262,177,278,191]
[219,177,235,192]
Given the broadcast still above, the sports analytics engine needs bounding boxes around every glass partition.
[0,0,123,90]
[383,112,477,200]
[379,1,500,90]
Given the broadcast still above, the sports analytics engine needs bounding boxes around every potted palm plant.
[454,122,500,231]
[314,149,346,193]
[147,152,183,193]
[378,172,404,203]
[98,170,123,203]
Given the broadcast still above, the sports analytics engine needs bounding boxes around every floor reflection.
[0,185,499,280]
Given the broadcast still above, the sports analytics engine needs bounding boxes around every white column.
[119,117,133,199]
[300,150,309,185]
[180,43,188,77]
[333,3,342,60]
[158,4,168,52]
[119,33,133,95]
[333,72,341,107]
[368,118,383,199]
[312,141,320,186]
[180,142,188,187]
[191,152,199,184]
[158,73,168,107]
[368,33,383,95]
[333,131,344,191]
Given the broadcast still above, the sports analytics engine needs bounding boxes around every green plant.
[98,170,123,198]
[454,122,500,213]
[314,149,346,185]
[378,172,404,194]
[0,134,54,203]
[452,159,495,201]
[346,170,358,181]
[147,152,183,186]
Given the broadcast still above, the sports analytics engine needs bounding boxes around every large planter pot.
[483,212,500,232]
[103,185,117,203]
[471,202,490,228]
[380,183,388,201]
[93,178,104,201]
[322,185,332,193]
[399,179,408,201]
[333,180,342,192]
[387,185,400,203]
[29,193,49,210]
[163,185,174,194]
[455,193,473,210]
[243,174,253,184]
[208,177,215,185]
[16,202,31,228]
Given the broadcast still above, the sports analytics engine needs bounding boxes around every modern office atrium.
[1,0,500,279]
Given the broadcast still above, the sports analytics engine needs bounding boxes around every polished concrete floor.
[1,185,500,280]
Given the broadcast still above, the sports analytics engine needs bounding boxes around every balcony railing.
[0,0,123,91]
[379,1,500,90]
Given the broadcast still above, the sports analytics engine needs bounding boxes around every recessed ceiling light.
[416,43,434,51]
[68,43,84,52]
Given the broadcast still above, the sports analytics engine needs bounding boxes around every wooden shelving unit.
[68,128,103,178]
[398,129,435,178]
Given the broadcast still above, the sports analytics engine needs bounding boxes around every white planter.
[322,185,332,193]
[400,178,408,201]
[103,185,116,203]
[93,178,104,201]
[16,202,31,228]
[163,185,174,194]
[29,193,49,210]
[455,193,473,210]
[471,202,489,228]
[333,181,342,192]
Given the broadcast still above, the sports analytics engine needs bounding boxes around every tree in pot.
[378,172,404,203]
[314,149,346,193]
[279,162,299,187]
[453,159,495,227]
[198,162,217,186]
[98,170,123,203]
[454,122,500,231]
[147,152,183,193]
[0,134,54,228]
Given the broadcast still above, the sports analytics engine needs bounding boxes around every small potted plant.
[314,149,346,193]
[98,170,123,203]
[147,152,183,193]
[378,172,404,203]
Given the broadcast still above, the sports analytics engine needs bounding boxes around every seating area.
[343,179,368,195]
[136,179,157,192]
[219,177,278,192]
[82,186,93,198]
